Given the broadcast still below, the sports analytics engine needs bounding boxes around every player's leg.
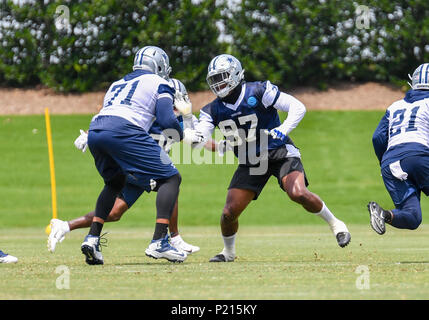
[82,171,126,265]
[169,199,200,254]
[280,158,351,247]
[81,129,126,265]
[368,156,425,234]
[48,197,128,253]
[209,188,257,262]
[210,164,269,262]
[145,173,187,262]
[368,189,421,233]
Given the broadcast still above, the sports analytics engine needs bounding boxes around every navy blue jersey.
[198,81,295,162]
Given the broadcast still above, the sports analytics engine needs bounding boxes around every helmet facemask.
[206,54,244,98]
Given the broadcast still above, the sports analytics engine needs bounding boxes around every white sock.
[315,202,339,227]
[64,221,70,233]
[221,234,236,257]
[171,234,182,243]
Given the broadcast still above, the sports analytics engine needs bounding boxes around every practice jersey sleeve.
[195,104,216,140]
[372,110,389,164]
[273,92,306,135]
[259,80,281,108]
[155,96,183,142]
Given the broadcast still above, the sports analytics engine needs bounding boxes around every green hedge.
[0,0,224,92]
[0,0,428,92]
[223,0,429,89]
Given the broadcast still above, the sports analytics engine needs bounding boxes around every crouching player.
[48,78,211,256]
[368,63,429,234]
[195,54,351,262]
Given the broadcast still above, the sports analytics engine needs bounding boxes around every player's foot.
[330,220,351,248]
[367,201,389,235]
[145,235,187,263]
[171,235,200,254]
[209,249,235,262]
[0,250,18,263]
[47,219,70,253]
[81,235,104,265]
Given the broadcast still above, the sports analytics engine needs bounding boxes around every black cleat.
[367,201,386,235]
[209,253,235,262]
[336,232,351,248]
[209,254,226,262]
[81,245,104,265]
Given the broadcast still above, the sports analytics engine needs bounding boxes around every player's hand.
[217,139,233,157]
[264,125,288,141]
[74,129,88,152]
[183,128,206,145]
[174,96,192,117]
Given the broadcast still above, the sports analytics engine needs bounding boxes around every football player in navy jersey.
[194,54,351,262]
[77,46,204,265]
[368,63,429,234]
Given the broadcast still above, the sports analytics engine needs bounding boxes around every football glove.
[217,139,233,157]
[183,128,206,145]
[264,123,289,142]
[74,129,88,152]
[174,96,192,117]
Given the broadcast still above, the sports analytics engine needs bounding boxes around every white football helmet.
[408,63,429,90]
[206,54,245,98]
[133,46,172,80]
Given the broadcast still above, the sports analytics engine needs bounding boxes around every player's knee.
[222,205,239,223]
[106,173,126,192]
[407,215,422,230]
[109,211,122,222]
[174,173,182,186]
[287,188,308,204]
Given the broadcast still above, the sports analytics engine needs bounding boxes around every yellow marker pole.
[44,108,57,235]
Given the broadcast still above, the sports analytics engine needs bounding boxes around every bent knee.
[408,216,422,230]
[108,212,122,222]
[222,205,240,222]
[287,188,310,204]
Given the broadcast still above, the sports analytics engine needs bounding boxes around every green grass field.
[1,111,429,300]
[1,225,429,300]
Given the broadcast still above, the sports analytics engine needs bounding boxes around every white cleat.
[47,219,70,253]
[330,220,351,248]
[171,235,200,254]
[145,235,187,263]
[0,250,18,263]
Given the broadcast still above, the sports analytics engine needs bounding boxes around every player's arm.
[372,110,390,164]
[155,94,184,142]
[267,92,306,140]
[193,106,216,148]
[273,92,306,133]
[255,80,306,140]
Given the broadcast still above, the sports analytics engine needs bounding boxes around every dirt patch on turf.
[0,82,406,115]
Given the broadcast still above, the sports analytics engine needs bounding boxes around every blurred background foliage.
[0,0,428,92]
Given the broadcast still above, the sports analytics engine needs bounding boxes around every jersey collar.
[222,83,246,111]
